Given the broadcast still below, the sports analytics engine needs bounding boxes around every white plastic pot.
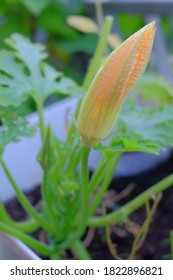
[0,232,40,260]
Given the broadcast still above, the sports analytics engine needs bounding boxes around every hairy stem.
[80,146,91,229]
[41,171,58,231]
[0,201,39,233]
[88,156,108,196]
[58,146,90,249]
[89,153,121,216]
[37,101,45,139]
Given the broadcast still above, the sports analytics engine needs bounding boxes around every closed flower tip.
[78,21,156,147]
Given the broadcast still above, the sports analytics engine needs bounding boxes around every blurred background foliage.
[0,0,90,83]
[0,1,173,85]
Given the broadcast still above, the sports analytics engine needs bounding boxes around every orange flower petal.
[78,22,156,146]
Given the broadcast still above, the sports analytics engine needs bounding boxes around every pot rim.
[0,232,40,260]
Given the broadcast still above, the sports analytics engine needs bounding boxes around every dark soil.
[5,152,173,260]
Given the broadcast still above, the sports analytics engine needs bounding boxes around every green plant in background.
[0,0,82,40]
[67,14,122,50]
[117,13,144,39]
[0,17,173,260]
[0,0,87,82]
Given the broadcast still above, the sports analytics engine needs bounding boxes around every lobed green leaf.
[0,110,36,156]
[133,73,173,107]
[0,34,83,107]
[95,102,173,155]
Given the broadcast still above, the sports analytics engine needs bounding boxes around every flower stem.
[89,153,121,216]
[41,171,58,231]
[80,146,91,228]
[50,251,61,260]
[58,146,90,249]
[88,173,173,227]
[37,101,45,139]
[88,156,108,195]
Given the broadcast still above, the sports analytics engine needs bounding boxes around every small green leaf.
[0,110,36,156]
[95,136,160,155]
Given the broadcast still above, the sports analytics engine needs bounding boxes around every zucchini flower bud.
[78,21,156,147]
[37,125,57,170]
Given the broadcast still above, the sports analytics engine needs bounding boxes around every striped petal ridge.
[78,22,156,147]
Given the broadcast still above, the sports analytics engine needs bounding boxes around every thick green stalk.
[88,156,108,196]
[37,101,45,139]
[0,159,55,235]
[65,147,82,175]
[78,146,90,233]
[89,153,121,216]
[11,219,39,233]
[0,201,39,233]
[0,221,53,256]
[58,146,90,249]
[88,173,173,227]
[41,171,58,230]
[50,251,61,260]
[71,240,91,260]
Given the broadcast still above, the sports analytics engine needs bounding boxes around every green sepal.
[37,125,57,170]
